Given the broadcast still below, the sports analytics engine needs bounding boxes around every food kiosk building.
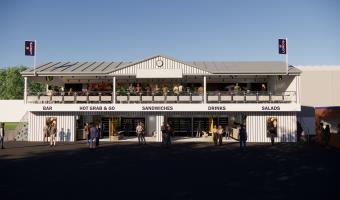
[21,55,301,142]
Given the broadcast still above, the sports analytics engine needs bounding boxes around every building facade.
[21,55,301,142]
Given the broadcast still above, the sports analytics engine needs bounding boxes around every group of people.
[43,119,57,147]
[84,122,103,149]
[117,82,204,96]
[211,124,247,150]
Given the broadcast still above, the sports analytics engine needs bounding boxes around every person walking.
[0,122,5,149]
[212,125,218,146]
[89,123,98,149]
[239,125,247,151]
[217,125,224,146]
[50,121,57,147]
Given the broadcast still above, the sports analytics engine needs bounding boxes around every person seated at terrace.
[153,84,160,95]
[162,85,168,96]
[128,84,135,94]
[135,83,141,94]
[234,83,241,94]
[173,84,179,95]
[145,84,151,95]
[178,83,183,94]
[68,88,73,96]
[261,84,267,91]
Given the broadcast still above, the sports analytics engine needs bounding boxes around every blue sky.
[0,0,339,68]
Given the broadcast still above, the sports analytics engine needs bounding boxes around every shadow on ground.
[0,142,339,200]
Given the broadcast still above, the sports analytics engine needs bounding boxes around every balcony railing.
[26,91,297,104]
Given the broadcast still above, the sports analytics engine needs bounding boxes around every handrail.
[26,90,297,104]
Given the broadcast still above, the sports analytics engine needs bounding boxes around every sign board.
[27,103,301,112]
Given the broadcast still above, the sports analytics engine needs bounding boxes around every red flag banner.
[25,41,35,56]
[278,39,286,54]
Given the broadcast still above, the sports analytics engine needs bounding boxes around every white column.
[113,76,116,104]
[24,77,28,103]
[203,76,207,104]
[155,115,164,142]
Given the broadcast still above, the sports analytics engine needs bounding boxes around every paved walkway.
[1,141,339,200]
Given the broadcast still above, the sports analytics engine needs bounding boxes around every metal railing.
[26,90,297,104]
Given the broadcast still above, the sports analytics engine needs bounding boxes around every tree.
[0,66,45,99]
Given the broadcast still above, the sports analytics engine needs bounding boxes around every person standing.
[84,122,89,143]
[136,122,146,145]
[50,121,57,147]
[212,125,218,146]
[89,123,98,149]
[166,123,172,146]
[239,125,247,151]
[0,123,5,149]
[217,125,224,146]
[297,122,303,143]
[161,122,167,146]
[320,123,326,146]
[325,125,331,147]
[96,122,100,147]
[43,124,49,143]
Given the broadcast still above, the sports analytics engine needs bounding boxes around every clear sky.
[0,0,339,68]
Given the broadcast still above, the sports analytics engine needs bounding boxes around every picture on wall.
[266,117,278,137]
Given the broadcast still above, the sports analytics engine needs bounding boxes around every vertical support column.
[203,76,207,104]
[155,115,164,142]
[112,76,116,104]
[24,77,28,103]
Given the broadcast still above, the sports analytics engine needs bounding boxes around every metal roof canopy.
[21,55,301,76]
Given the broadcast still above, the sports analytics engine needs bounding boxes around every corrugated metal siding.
[27,111,297,143]
[246,112,297,142]
[28,112,76,142]
[155,115,164,142]
[111,56,210,75]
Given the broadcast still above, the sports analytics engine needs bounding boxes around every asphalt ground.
[0,141,339,200]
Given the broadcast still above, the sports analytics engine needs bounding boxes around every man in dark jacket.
[89,123,98,149]
[239,125,247,151]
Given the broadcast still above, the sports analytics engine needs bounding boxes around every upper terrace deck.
[22,55,301,106]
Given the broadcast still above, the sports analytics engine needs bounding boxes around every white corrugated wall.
[112,56,210,75]
[27,111,297,143]
[246,112,297,142]
[28,112,76,142]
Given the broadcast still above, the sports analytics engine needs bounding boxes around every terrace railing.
[27,90,297,104]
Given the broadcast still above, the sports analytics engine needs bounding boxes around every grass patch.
[4,122,18,131]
